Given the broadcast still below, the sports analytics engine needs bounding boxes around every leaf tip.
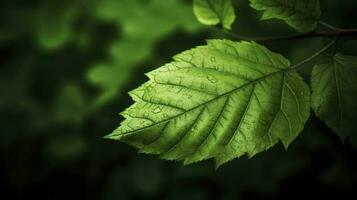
[103,133,116,140]
[281,140,291,150]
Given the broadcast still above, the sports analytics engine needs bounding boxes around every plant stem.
[290,38,337,70]
[222,28,357,42]
[319,21,339,31]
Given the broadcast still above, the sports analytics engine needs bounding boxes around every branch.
[222,29,357,42]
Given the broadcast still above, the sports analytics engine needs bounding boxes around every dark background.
[1,0,357,199]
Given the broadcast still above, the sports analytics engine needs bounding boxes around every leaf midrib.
[111,66,292,138]
[333,59,344,133]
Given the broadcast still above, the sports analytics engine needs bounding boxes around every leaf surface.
[250,0,321,32]
[193,0,236,29]
[311,54,357,141]
[107,40,310,167]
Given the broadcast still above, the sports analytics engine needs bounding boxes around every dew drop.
[206,75,218,83]
[152,107,162,114]
[210,56,216,62]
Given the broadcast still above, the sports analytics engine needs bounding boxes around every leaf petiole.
[290,38,337,70]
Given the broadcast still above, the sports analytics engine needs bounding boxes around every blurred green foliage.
[88,0,202,106]
[1,0,357,199]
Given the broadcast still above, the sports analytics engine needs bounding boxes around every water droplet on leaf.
[206,75,218,83]
[152,107,162,114]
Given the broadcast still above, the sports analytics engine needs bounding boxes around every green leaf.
[193,0,236,29]
[311,54,357,141]
[249,0,321,32]
[106,40,310,167]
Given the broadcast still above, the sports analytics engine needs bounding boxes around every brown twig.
[222,29,357,42]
